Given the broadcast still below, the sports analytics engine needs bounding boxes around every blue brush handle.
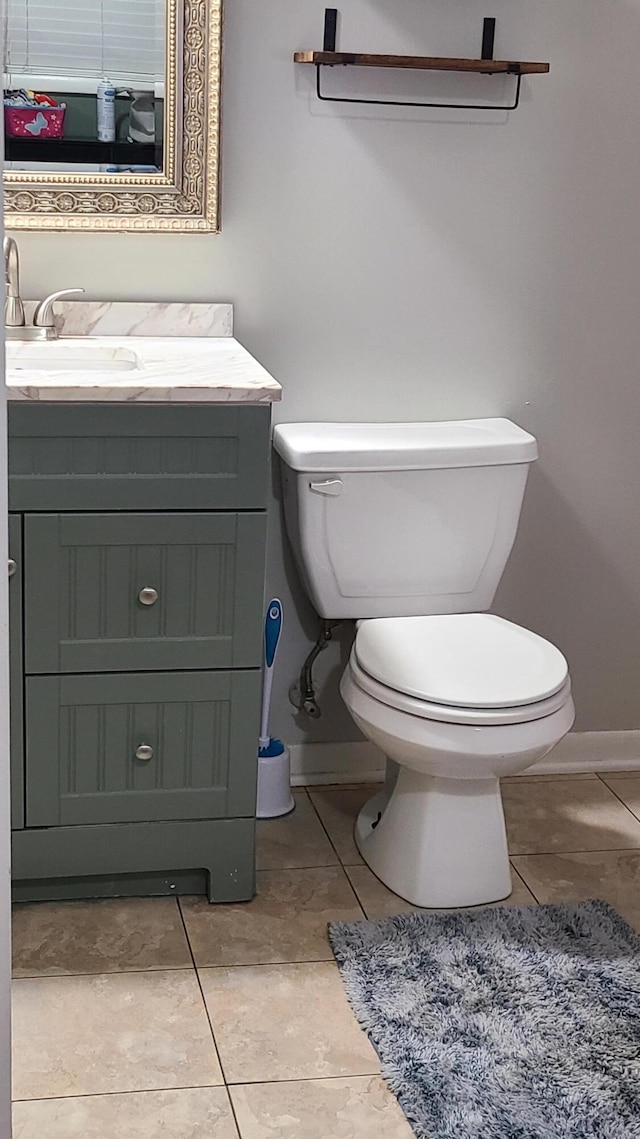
[264,599,282,668]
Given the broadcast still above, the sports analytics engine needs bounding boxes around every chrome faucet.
[4,236,25,330]
[4,236,84,341]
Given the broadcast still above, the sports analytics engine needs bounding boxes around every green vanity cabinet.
[9,514,23,831]
[8,403,271,904]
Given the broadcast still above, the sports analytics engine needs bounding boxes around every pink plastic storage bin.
[4,104,66,139]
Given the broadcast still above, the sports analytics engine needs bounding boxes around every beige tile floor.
[11,773,640,1137]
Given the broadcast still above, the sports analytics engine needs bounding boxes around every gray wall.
[10,0,640,745]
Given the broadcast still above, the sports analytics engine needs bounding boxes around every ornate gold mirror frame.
[4,0,221,232]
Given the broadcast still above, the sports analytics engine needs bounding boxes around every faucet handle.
[33,287,84,329]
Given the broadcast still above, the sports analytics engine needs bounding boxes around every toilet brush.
[256,598,294,818]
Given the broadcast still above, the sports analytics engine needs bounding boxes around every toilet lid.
[354,614,569,709]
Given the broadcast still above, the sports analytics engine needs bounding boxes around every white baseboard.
[534,730,640,774]
[289,731,640,786]
[289,741,385,786]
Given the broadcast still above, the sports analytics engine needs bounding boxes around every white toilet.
[273,419,575,909]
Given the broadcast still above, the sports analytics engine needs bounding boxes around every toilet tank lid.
[272,419,538,472]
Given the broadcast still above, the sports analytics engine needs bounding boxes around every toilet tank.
[273,419,538,619]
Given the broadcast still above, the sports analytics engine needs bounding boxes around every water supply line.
[289,620,343,719]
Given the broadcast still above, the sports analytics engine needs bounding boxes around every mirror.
[2,0,221,231]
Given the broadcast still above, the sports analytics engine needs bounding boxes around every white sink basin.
[6,342,140,374]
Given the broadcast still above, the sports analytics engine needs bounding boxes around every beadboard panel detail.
[8,404,271,511]
[24,512,266,674]
[25,670,261,827]
[289,732,640,785]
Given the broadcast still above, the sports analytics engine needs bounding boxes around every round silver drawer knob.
[7,560,16,578]
[138,587,158,606]
[135,744,154,762]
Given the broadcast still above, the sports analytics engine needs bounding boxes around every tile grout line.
[172,899,380,1108]
[196,959,344,976]
[509,860,541,904]
[257,787,339,873]
[175,897,231,1096]
[198,957,340,972]
[13,955,344,981]
[596,772,640,782]
[305,789,369,921]
[343,868,375,920]
[223,1085,244,1139]
[509,844,640,858]
[511,845,640,863]
[12,1071,387,1107]
[12,964,195,981]
[305,787,353,865]
[595,780,640,826]
[223,1086,242,1139]
[11,1082,225,1105]
[225,1071,381,1088]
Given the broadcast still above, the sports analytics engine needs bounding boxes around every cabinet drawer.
[25,513,267,674]
[26,671,261,827]
[9,404,270,511]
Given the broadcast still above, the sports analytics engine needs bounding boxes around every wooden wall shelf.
[294,13,550,112]
[293,52,550,77]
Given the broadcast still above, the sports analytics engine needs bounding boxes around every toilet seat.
[354,613,569,709]
[349,652,572,726]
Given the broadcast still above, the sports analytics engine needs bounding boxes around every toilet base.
[355,764,512,909]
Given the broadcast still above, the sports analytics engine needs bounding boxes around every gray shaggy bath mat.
[329,901,640,1138]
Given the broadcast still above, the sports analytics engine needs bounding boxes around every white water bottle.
[97,79,116,142]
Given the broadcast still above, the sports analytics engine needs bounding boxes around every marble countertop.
[6,335,282,404]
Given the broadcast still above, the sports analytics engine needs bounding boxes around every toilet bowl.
[273,419,575,909]
[339,612,574,907]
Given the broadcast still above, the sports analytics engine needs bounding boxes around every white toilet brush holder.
[257,739,294,818]
[256,598,294,817]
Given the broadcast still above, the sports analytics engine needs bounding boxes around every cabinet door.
[25,513,266,674]
[26,671,261,827]
[9,515,23,830]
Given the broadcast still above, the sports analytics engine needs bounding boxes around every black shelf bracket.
[323,8,338,52]
[481,17,496,61]
[313,12,524,112]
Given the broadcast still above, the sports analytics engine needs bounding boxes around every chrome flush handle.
[309,479,343,496]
